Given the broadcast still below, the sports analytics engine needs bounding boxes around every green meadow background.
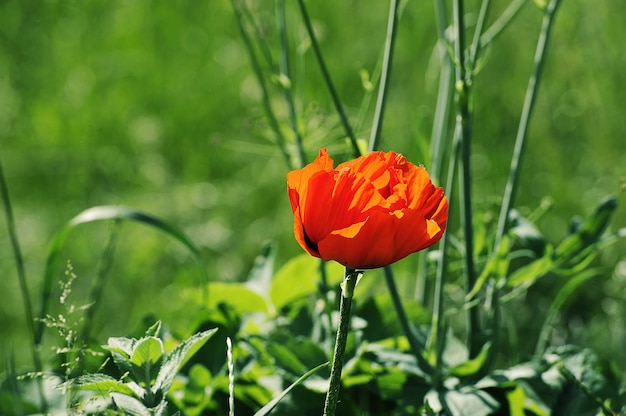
[1,0,625,377]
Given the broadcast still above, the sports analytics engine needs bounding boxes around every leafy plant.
[63,321,217,415]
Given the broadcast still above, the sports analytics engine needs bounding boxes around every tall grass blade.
[231,0,293,169]
[35,206,207,344]
[452,0,480,358]
[494,0,564,249]
[0,155,47,409]
[368,0,400,153]
[254,362,328,416]
[277,0,306,167]
[295,0,360,158]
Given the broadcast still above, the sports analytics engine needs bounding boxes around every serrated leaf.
[104,337,135,357]
[154,328,218,394]
[104,337,136,374]
[65,374,137,397]
[130,337,165,386]
[145,321,162,337]
[110,392,152,416]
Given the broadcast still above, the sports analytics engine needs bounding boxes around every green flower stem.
[368,0,400,153]
[323,268,358,416]
[452,0,481,358]
[494,0,563,249]
[429,133,460,385]
[295,0,360,158]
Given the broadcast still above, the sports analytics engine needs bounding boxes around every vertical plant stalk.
[295,0,360,158]
[0,158,36,365]
[368,0,400,152]
[383,266,433,373]
[323,268,358,416]
[429,0,452,185]
[227,337,235,416]
[0,156,46,409]
[494,0,563,248]
[417,0,451,304]
[364,0,435,376]
[480,0,527,48]
[428,133,460,385]
[468,0,492,67]
[452,0,481,358]
[231,0,293,170]
[277,0,306,167]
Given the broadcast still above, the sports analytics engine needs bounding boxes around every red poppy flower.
[287,148,448,269]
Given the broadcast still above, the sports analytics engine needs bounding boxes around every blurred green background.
[0,0,624,375]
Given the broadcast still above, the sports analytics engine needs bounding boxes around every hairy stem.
[323,268,358,416]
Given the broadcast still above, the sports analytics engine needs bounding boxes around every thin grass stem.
[277,0,306,166]
[416,0,452,304]
[429,131,460,386]
[368,0,400,153]
[0,155,46,409]
[231,0,293,169]
[469,0,492,68]
[295,0,360,158]
[383,266,433,375]
[429,0,453,184]
[480,0,527,48]
[494,0,563,249]
[452,0,481,358]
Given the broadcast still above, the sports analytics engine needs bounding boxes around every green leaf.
[64,373,137,397]
[206,282,268,314]
[104,336,135,357]
[154,328,218,395]
[439,388,500,415]
[554,195,618,260]
[253,362,328,416]
[110,392,153,416]
[130,336,165,387]
[506,252,553,287]
[145,321,162,337]
[35,205,208,344]
[447,342,492,378]
[103,336,136,374]
[270,255,343,310]
[266,342,308,375]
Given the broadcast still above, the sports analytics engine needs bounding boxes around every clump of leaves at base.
[62,321,217,415]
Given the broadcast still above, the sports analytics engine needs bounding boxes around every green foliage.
[64,321,217,415]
